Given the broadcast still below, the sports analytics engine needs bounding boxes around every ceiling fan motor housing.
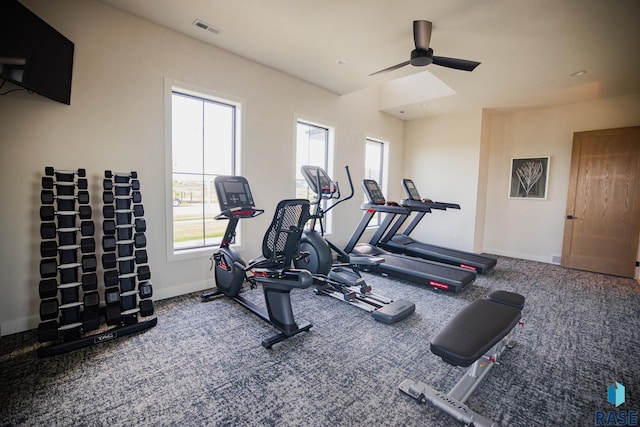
[410,48,433,67]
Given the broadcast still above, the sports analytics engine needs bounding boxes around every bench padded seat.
[486,290,525,309]
[430,299,522,367]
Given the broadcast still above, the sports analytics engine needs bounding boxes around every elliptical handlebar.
[323,165,354,214]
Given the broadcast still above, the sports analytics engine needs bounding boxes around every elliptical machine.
[294,165,415,324]
[202,175,313,349]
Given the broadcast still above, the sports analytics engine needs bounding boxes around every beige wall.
[403,95,640,265]
[0,0,403,334]
[403,109,484,252]
[484,95,640,263]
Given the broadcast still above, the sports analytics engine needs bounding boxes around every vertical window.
[170,89,239,252]
[295,119,334,230]
[364,138,385,226]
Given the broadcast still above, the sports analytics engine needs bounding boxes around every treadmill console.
[214,175,255,210]
[301,165,336,195]
[402,179,421,201]
[362,179,386,205]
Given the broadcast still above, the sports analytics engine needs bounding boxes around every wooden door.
[562,126,640,277]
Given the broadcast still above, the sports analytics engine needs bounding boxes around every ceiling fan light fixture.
[410,49,433,67]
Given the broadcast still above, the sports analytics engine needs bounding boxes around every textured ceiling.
[98,0,640,119]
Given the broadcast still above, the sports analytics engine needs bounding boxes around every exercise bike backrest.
[261,199,311,269]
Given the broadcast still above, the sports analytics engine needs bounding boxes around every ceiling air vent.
[192,19,222,34]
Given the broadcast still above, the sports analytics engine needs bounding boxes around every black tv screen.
[0,0,74,105]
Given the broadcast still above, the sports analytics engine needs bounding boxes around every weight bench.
[399,290,525,427]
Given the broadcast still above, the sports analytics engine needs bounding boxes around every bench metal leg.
[399,323,522,426]
[399,379,498,427]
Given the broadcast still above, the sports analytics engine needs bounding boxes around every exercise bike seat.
[430,293,524,367]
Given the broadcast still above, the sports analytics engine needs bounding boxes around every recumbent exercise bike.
[201,175,313,349]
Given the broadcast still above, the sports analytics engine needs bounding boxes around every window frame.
[294,115,335,235]
[364,136,388,228]
[164,78,244,261]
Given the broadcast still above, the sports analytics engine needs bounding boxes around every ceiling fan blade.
[432,56,481,71]
[368,60,411,76]
[413,20,432,50]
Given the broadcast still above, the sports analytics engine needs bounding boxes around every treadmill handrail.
[360,203,410,215]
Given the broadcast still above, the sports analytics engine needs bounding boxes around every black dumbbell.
[101,250,148,269]
[102,204,145,219]
[39,279,58,299]
[81,272,98,291]
[103,178,141,191]
[102,249,148,268]
[83,291,100,309]
[39,298,83,321]
[134,232,146,248]
[139,281,153,299]
[39,255,97,278]
[103,220,116,235]
[103,237,137,256]
[37,318,89,343]
[41,190,90,205]
[83,307,100,332]
[104,305,122,326]
[38,273,97,298]
[134,218,146,232]
[44,166,86,178]
[105,170,137,180]
[40,238,95,258]
[105,287,123,306]
[40,221,94,240]
[102,235,116,252]
[42,177,88,190]
[37,320,60,342]
[104,270,119,287]
[40,205,92,221]
[137,265,151,280]
[139,299,154,317]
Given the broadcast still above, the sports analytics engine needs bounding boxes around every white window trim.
[364,135,390,229]
[164,78,245,262]
[293,113,336,236]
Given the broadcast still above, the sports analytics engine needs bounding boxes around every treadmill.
[342,179,475,293]
[377,179,497,274]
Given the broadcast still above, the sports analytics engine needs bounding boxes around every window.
[295,119,334,231]
[364,138,385,226]
[168,85,241,254]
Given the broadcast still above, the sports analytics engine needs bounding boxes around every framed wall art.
[508,156,550,199]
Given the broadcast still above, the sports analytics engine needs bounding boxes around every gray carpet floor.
[1,256,639,426]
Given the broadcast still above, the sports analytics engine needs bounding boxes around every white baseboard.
[484,248,554,264]
[1,279,213,336]
[152,279,212,300]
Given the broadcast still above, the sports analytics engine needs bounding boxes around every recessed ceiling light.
[336,58,349,65]
[570,70,587,77]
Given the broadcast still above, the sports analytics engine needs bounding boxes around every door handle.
[566,215,576,220]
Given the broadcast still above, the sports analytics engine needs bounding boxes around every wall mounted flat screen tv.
[0,0,74,105]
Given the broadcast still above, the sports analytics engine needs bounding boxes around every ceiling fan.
[369,20,481,76]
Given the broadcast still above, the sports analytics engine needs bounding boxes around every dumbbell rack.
[36,167,157,358]
[37,167,100,356]
[101,170,155,330]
